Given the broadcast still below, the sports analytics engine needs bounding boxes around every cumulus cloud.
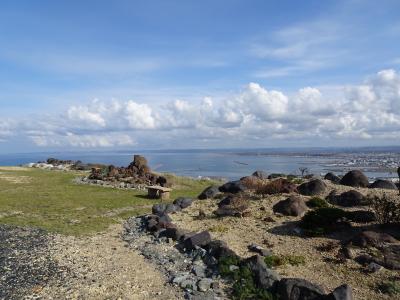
[2,69,400,148]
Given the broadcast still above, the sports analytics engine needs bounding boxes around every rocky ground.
[170,179,400,299]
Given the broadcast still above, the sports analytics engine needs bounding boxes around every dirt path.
[37,224,182,300]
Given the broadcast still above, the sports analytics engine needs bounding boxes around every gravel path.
[0,225,67,300]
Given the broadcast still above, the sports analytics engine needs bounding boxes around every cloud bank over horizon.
[1,69,400,151]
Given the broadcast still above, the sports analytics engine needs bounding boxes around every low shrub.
[300,207,348,236]
[255,179,297,196]
[306,197,330,208]
[264,255,306,268]
[378,280,400,296]
[218,256,277,300]
[209,224,229,233]
[241,176,264,190]
[369,193,400,224]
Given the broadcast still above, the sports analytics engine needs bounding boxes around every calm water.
[0,149,396,180]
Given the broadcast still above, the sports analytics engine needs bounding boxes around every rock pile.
[86,155,168,188]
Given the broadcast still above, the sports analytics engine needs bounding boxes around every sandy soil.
[37,224,182,300]
[171,180,400,300]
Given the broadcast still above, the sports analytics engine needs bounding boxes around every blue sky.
[1,0,400,152]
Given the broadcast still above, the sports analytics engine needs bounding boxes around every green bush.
[306,197,329,208]
[369,193,400,224]
[300,207,348,236]
[264,255,305,268]
[218,256,277,300]
[378,280,400,296]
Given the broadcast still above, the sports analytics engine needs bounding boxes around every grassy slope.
[0,168,215,235]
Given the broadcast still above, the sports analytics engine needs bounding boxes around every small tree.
[299,167,309,177]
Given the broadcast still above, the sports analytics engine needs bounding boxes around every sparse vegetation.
[377,280,400,296]
[300,207,348,236]
[264,254,306,268]
[306,197,330,208]
[209,224,229,233]
[369,193,400,224]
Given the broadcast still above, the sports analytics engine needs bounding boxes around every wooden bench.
[146,185,172,200]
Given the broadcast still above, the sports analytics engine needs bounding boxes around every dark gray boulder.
[219,180,246,193]
[339,170,369,188]
[325,284,353,300]
[161,227,186,241]
[298,179,327,196]
[152,203,167,216]
[173,197,193,209]
[273,195,308,217]
[243,255,280,290]
[204,239,239,260]
[328,190,365,207]
[277,278,325,300]
[324,172,340,184]
[369,179,397,190]
[252,170,268,179]
[183,231,212,250]
[215,195,249,217]
[198,186,220,200]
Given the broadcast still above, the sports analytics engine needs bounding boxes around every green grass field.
[0,167,215,235]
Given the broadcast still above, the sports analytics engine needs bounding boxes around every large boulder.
[219,180,246,194]
[339,170,369,188]
[298,179,327,196]
[173,197,193,209]
[369,179,397,190]
[327,190,365,207]
[198,185,220,200]
[183,231,212,250]
[252,170,268,179]
[324,172,340,184]
[214,195,249,217]
[243,255,280,290]
[325,284,353,300]
[351,231,399,248]
[273,195,308,217]
[277,278,325,300]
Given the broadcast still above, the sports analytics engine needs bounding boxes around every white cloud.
[3,69,400,148]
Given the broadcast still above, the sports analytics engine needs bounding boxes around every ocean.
[1,148,399,181]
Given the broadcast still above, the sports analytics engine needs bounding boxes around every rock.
[328,190,365,207]
[324,172,340,184]
[198,186,220,200]
[184,231,212,250]
[197,278,213,292]
[214,195,249,217]
[218,180,246,194]
[369,179,397,190]
[252,170,268,179]
[273,195,308,217]
[173,197,193,209]
[339,246,355,259]
[192,265,207,277]
[162,227,186,241]
[203,240,238,260]
[351,231,399,248]
[298,179,327,196]
[152,203,167,216]
[277,278,325,300]
[379,244,400,270]
[243,255,280,290]
[164,203,181,214]
[326,284,353,300]
[248,243,272,257]
[367,262,383,273]
[339,170,369,188]
[346,210,376,223]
